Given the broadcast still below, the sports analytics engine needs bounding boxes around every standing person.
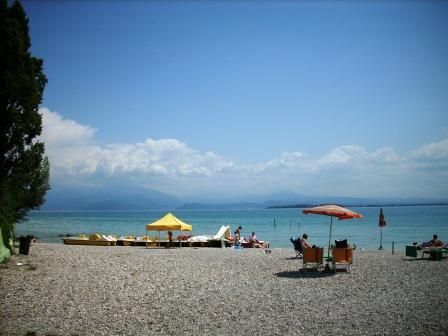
[300,233,311,249]
[166,231,173,248]
[234,226,242,242]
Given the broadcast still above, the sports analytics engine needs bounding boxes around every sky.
[21,0,448,199]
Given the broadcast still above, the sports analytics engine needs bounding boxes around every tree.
[0,0,50,250]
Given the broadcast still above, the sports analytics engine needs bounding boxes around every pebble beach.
[1,243,447,336]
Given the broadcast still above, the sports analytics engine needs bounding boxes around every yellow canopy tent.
[146,212,192,247]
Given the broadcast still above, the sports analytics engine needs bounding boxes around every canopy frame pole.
[179,229,182,248]
[146,228,147,249]
[327,216,333,260]
[159,230,161,248]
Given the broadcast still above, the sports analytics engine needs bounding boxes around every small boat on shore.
[63,234,117,246]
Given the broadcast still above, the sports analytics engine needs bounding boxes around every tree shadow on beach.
[274,269,336,279]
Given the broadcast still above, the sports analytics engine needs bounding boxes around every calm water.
[15,206,448,250]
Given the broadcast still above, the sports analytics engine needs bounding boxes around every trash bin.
[19,235,33,255]
[430,249,443,261]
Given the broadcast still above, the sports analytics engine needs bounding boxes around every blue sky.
[22,1,448,199]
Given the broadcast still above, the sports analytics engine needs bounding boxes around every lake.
[15,205,448,250]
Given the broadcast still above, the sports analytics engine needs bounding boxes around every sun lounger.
[207,225,231,248]
[188,235,211,247]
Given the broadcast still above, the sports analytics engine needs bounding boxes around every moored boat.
[63,234,117,246]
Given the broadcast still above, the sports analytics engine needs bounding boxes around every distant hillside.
[267,202,448,209]
[41,187,448,211]
[42,185,181,211]
[177,202,266,210]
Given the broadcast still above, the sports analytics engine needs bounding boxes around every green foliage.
[0,0,50,250]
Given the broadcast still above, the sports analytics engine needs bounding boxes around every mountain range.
[40,186,448,211]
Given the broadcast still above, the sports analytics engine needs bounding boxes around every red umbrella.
[303,205,363,259]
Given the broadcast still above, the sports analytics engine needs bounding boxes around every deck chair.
[208,225,231,248]
[331,248,353,272]
[302,247,324,272]
[290,237,303,258]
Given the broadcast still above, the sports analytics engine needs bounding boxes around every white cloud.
[318,145,367,166]
[40,108,96,146]
[411,139,448,161]
[39,108,448,198]
[39,108,233,180]
[369,147,401,164]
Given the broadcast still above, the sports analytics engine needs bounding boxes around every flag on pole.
[379,208,386,227]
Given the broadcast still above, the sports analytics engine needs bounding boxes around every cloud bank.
[39,108,448,198]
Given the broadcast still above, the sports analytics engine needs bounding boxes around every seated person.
[249,232,259,244]
[249,232,266,248]
[429,234,444,247]
[300,233,311,249]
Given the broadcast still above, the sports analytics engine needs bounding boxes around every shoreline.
[18,238,401,251]
[1,243,447,335]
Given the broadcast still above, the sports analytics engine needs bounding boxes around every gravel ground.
[1,243,447,336]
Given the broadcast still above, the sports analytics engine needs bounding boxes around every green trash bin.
[406,245,418,258]
[430,249,443,261]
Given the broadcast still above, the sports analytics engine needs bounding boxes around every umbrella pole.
[379,227,383,250]
[328,216,333,260]
[159,231,161,248]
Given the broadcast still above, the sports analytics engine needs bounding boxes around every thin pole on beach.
[179,229,182,248]
[327,216,333,260]
[379,227,383,250]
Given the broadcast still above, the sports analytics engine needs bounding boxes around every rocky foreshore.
[1,243,447,336]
